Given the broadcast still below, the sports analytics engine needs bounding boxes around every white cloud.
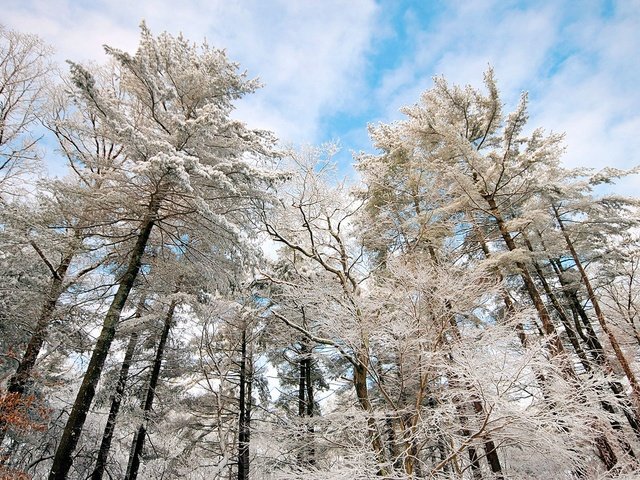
[369,1,640,192]
[2,0,378,146]
[3,0,639,194]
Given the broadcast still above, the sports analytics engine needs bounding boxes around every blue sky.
[3,0,639,189]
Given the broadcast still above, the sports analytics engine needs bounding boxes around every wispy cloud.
[3,0,639,191]
[366,1,640,191]
[3,0,378,146]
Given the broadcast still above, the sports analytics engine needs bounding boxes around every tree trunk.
[353,350,387,474]
[297,341,315,467]
[473,223,527,345]
[124,299,177,480]
[0,250,73,448]
[553,204,640,414]
[91,297,145,480]
[48,196,160,480]
[485,196,565,357]
[522,234,592,372]
[237,328,250,480]
[537,235,640,449]
[485,199,617,471]
[304,349,315,466]
[297,344,306,418]
[444,299,503,479]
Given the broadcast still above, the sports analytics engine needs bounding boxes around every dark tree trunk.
[297,344,306,418]
[546,253,606,361]
[48,196,160,480]
[484,199,619,472]
[296,341,315,467]
[124,299,177,480]
[473,223,526,345]
[523,235,592,372]
[471,400,503,478]
[304,349,315,466]
[0,250,73,448]
[91,297,145,480]
[237,328,250,480]
[531,236,639,457]
[446,303,503,479]
[353,352,387,473]
[553,204,640,414]
[485,196,566,357]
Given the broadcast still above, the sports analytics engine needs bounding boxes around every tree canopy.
[1,23,640,480]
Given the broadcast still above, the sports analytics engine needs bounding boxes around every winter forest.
[1,21,640,480]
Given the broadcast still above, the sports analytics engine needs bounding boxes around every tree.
[0,25,52,196]
[48,24,278,479]
[356,68,639,475]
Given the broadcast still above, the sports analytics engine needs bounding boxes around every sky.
[3,0,640,190]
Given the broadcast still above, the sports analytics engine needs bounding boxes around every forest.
[1,23,640,480]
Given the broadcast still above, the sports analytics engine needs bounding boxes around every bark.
[545,252,607,362]
[484,200,617,471]
[48,195,160,480]
[354,351,387,473]
[471,400,503,478]
[485,196,565,357]
[297,345,306,418]
[124,299,177,480]
[91,297,145,480]
[538,236,640,448]
[474,223,527,345]
[460,414,483,480]
[297,341,315,467]
[433,234,504,477]
[0,249,73,447]
[448,357,502,479]
[237,328,250,480]
[522,235,592,372]
[553,204,640,414]
[304,355,315,465]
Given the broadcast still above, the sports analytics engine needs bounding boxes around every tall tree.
[0,24,52,196]
[48,24,277,479]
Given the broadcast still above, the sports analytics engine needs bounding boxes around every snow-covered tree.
[47,24,279,479]
[0,25,52,197]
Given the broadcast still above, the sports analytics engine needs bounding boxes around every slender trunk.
[564,282,640,437]
[437,437,450,475]
[475,228,559,404]
[386,415,403,472]
[49,196,160,480]
[304,355,314,417]
[547,253,607,362]
[297,344,306,418]
[461,416,483,480]
[297,341,315,467]
[306,353,316,465]
[474,223,527,345]
[485,200,617,471]
[91,297,145,480]
[471,400,503,478]
[8,253,72,395]
[353,350,387,473]
[485,196,565,357]
[124,299,177,480]
[447,319,502,479]
[522,235,592,372]
[237,328,249,480]
[553,204,640,413]
[245,349,252,475]
[0,251,73,448]
[445,230,506,477]
[537,236,640,448]
[304,353,315,466]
